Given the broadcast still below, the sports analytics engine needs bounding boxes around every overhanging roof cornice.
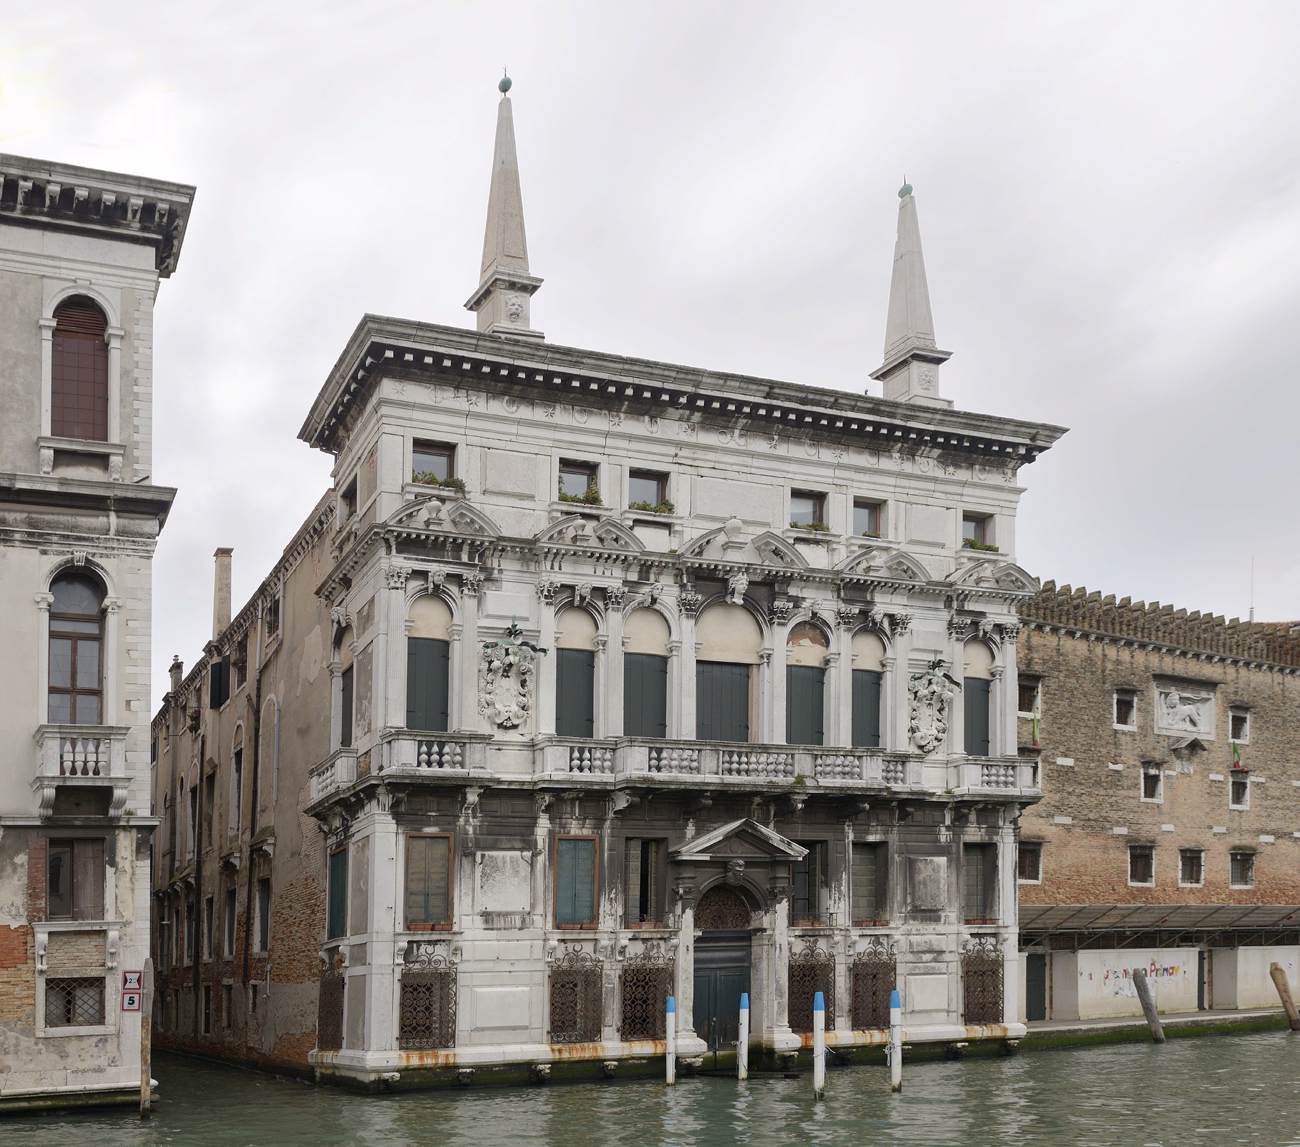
[301,316,1068,460]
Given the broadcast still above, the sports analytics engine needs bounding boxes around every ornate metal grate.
[399,950,457,1050]
[44,976,104,1027]
[788,944,835,1034]
[850,939,896,1030]
[961,935,1004,1025]
[695,885,752,930]
[620,947,674,1040]
[316,966,345,1051]
[549,950,603,1044]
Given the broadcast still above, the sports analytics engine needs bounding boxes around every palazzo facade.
[149,82,1064,1087]
[0,155,193,1110]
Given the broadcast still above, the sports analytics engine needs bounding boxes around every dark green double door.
[693,932,751,1054]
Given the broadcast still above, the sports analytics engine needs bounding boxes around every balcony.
[379,731,490,776]
[949,756,1040,798]
[535,738,927,791]
[308,748,358,804]
[32,724,129,816]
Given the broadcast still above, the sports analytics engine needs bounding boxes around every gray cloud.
[4,0,1298,707]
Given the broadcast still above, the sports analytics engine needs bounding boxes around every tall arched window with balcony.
[48,570,106,724]
[696,603,762,743]
[624,608,669,738]
[963,640,994,756]
[556,609,598,738]
[786,621,829,746]
[851,630,886,748]
[406,595,452,732]
[50,297,109,441]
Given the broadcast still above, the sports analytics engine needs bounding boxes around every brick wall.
[1017,584,1300,908]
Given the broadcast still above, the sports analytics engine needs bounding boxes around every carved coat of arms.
[909,658,953,755]
[479,622,543,729]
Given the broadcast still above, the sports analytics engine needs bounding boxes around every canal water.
[7,1035,1298,1146]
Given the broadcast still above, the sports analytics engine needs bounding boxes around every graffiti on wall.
[1094,959,1186,998]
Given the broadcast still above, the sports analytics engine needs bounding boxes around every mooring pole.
[812,991,826,1100]
[888,988,903,1092]
[665,995,676,1085]
[139,957,154,1118]
[738,992,750,1080]
[1132,968,1165,1043]
[1270,962,1300,1031]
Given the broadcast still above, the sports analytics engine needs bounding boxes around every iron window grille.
[961,936,1004,1025]
[549,950,602,1043]
[399,949,457,1050]
[788,944,835,1034]
[619,948,674,1040]
[849,940,895,1030]
[44,976,104,1027]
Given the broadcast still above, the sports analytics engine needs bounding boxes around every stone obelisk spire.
[464,71,544,339]
[869,181,951,407]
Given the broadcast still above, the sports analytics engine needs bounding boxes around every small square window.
[1114,690,1136,729]
[1229,708,1250,743]
[1140,763,1163,802]
[628,470,669,511]
[1229,774,1250,810]
[1179,848,1204,886]
[962,513,992,546]
[790,490,827,529]
[853,498,883,538]
[1017,841,1043,883]
[1230,850,1255,888]
[1018,678,1041,718]
[1128,845,1155,886]
[412,440,454,483]
[559,460,599,502]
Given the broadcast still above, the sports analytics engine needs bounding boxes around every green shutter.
[696,662,750,742]
[964,678,991,755]
[624,654,668,738]
[556,650,595,738]
[624,838,642,925]
[405,836,450,925]
[339,667,354,748]
[852,670,882,748]
[328,848,348,938]
[852,842,887,923]
[407,638,450,732]
[557,838,596,925]
[963,844,997,921]
[786,665,825,745]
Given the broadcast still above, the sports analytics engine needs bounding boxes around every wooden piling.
[737,992,749,1080]
[1131,968,1165,1043]
[888,988,903,1092]
[812,991,826,1100]
[1270,963,1300,1031]
[139,957,154,1118]
[665,995,676,1085]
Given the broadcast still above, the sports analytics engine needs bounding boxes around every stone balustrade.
[32,724,130,815]
[950,756,1039,796]
[308,748,358,803]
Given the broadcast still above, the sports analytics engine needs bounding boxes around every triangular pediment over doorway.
[672,818,807,863]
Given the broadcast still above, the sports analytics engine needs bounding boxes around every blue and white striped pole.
[665,995,676,1085]
[812,990,826,1100]
[738,992,750,1080]
[888,988,903,1092]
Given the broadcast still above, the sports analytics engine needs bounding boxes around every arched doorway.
[693,884,754,1057]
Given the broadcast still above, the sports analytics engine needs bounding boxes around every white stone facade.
[0,155,193,1110]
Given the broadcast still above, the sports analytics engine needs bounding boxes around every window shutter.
[558,839,595,925]
[407,638,450,732]
[328,849,348,938]
[792,847,811,922]
[340,666,354,747]
[556,650,595,738]
[624,838,642,925]
[964,678,991,756]
[852,842,883,922]
[573,840,595,924]
[73,838,105,919]
[624,653,667,738]
[405,836,450,925]
[786,666,825,745]
[697,662,750,742]
[852,670,882,748]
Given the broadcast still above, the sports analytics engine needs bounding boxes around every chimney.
[212,547,233,638]
[169,655,183,693]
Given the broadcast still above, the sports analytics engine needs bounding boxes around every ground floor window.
[549,953,602,1043]
[788,946,835,1034]
[44,976,104,1028]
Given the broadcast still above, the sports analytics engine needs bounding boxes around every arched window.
[963,640,994,756]
[786,621,829,746]
[696,603,762,743]
[407,595,452,732]
[48,570,106,724]
[851,630,887,748]
[624,608,670,738]
[50,297,109,442]
[556,609,598,738]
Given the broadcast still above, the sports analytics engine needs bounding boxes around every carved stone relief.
[478,622,542,729]
[909,659,953,755]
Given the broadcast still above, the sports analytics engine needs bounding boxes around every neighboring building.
[1016,583,1300,1022]
[0,156,194,1111]
[151,80,1065,1088]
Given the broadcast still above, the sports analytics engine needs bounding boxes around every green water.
[6,1036,1299,1146]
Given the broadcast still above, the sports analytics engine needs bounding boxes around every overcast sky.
[5,2,1300,707]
